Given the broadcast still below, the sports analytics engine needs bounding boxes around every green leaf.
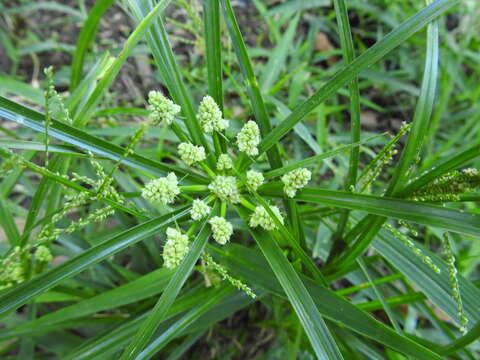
[268,0,331,15]
[0,140,90,156]
[125,0,209,151]
[259,185,480,237]
[214,243,443,360]
[221,0,283,169]
[332,0,362,238]
[235,207,344,359]
[2,269,174,335]
[70,0,116,90]
[263,134,384,180]
[372,223,480,327]
[259,14,300,92]
[136,286,232,359]
[203,0,226,155]
[0,197,20,246]
[0,207,190,317]
[257,0,459,158]
[120,205,218,359]
[0,96,208,184]
[74,0,171,125]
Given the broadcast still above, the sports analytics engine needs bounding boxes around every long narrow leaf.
[257,0,458,157]
[0,207,190,317]
[236,207,344,359]
[259,185,480,237]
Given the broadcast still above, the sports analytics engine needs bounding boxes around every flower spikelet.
[191,199,211,221]
[209,216,233,245]
[249,205,284,231]
[142,173,180,205]
[281,168,311,198]
[246,170,264,192]
[163,227,190,269]
[148,90,181,125]
[237,121,260,156]
[0,247,28,290]
[35,245,53,263]
[217,154,233,171]
[198,95,227,133]
[178,142,206,165]
[208,176,240,203]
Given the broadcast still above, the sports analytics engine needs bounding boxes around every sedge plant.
[0,0,479,359]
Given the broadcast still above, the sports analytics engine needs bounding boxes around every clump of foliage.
[0,0,479,359]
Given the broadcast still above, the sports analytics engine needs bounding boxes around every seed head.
[249,205,284,231]
[209,216,233,245]
[35,245,53,263]
[163,227,190,269]
[281,168,311,198]
[198,95,228,133]
[142,173,180,205]
[148,90,181,125]
[191,199,211,221]
[217,154,233,171]
[208,176,240,203]
[246,170,264,192]
[178,142,206,165]
[236,121,260,156]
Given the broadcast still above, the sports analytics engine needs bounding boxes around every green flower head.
[217,154,233,171]
[246,170,264,192]
[249,205,284,231]
[209,216,233,245]
[147,90,181,125]
[142,173,180,205]
[178,142,206,165]
[35,245,53,263]
[191,199,211,221]
[198,95,228,133]
[236,120,260,157]
[281,168,311,198]
[163,227,190,269]
[208,175,240,203]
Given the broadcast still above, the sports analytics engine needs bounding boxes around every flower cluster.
[208,175,240,203]
[237,120,260,156]
[216,154,233,171]
[140,94,312,273]
[209,216,233,245]
[410,168,480,202]
[191,199,210,221]
[163,228,190,269]
[141,173,180,205]
[246,170,264,192]
[147,90,181,125]
[178,142,206,165]
[249,205,284,231]
[281,168,312,198]
[0,245,55,290]
[198,95,228,133]
[35,245,53,263]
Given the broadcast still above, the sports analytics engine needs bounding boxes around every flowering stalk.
[442,233,468,334]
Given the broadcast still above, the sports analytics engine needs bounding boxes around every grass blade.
[259,185,480,237]
[120,204,218,359]
[236,207,344,359]
[0,96,208,184]
[0,207,189,317]
[125,0,209,151]
[216,243,443,359]
[257,0,458,158]
[69,0,115,90]
[220,0,283,169]
[74,0,171,125]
